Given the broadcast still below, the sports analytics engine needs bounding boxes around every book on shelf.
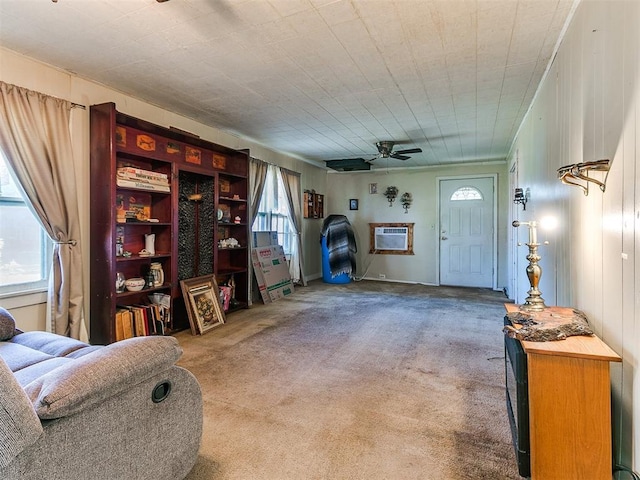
[148,293,171,331]
[116,178,170,192]
[122,310,134,339]
[115,307,134,341]
[117,173,170,187]
[115,310,124,341]
[117,166,168,181]
[117,170,170,187]
[147,303,165,335]
[132,307,147,337]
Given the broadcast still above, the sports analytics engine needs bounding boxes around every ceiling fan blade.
[394,148,422,155]
[390,154,410,160]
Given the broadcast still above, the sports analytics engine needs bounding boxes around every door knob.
[441,236,448,240]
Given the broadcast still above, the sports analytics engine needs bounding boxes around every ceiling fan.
[325,141,423,171]
[374,140,422,161]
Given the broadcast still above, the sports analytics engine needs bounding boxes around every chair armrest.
[0,357,43,469]
[23,336,182,419]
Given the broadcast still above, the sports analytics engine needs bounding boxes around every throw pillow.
[0,308,17,341]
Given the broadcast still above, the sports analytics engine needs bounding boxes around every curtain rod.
[38,90,86,110]
[37,90,85,109]
[251,157,300,177]
[0,81,87,110]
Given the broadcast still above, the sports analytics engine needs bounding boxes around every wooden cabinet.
[90,103,249,344]
[504,304,621,480]
[303,190,323,218]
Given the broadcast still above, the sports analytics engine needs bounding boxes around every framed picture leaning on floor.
[180,275,225,335]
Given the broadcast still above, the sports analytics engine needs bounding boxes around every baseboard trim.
[359,277,438,286]
[304,272,322,283]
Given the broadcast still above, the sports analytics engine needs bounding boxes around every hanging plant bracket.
[400,192,412,213]
[383,186,399,206]
[557,159,610,195]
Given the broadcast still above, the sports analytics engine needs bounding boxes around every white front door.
[439,177,495,288]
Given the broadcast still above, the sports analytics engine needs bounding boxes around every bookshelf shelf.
[116,285,170,298]
[219,196,247,202]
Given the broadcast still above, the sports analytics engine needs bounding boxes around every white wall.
[0,47,327,331]
[325,162,509,287]
[508,0,639,470]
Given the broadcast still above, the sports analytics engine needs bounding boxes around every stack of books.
[115,299,171,341]
[117,166,170,192]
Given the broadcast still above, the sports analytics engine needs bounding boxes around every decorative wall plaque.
[136,134,156,151]
[212,153,226,169]
[185,146,201,165]
[166,141,181,155]
[115,126,126,147]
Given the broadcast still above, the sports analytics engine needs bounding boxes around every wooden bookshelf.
[90,103,249,344]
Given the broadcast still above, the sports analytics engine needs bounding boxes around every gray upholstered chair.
[0,308,202,480]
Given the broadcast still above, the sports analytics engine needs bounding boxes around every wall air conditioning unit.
[374,226,409,251]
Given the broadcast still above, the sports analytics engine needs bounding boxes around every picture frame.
[349,199,359,210]
[180,275,225,335]
[369,183,378,194]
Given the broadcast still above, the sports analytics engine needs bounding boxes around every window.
[0,152,51,295]
[252,166,295,255]
[450,186,483,201]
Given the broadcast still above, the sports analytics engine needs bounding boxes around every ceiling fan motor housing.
[376,141,395,157]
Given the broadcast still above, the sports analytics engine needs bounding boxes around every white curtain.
[279,167,306,286]
[0,82,87,340]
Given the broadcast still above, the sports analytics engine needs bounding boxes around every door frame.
[436,174,498,290]
[508,157,520,302]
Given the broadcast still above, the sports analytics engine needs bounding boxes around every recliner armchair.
[0,308,202,480]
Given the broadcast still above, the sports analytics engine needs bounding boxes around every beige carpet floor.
[176,280,521,480]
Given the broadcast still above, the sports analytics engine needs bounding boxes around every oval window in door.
[450,186,483,201]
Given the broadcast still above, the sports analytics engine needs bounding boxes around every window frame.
[251,166,296,257]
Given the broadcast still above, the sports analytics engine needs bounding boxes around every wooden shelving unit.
[90,102,249,344]
[303,190,323,218]
[215,172,248,313]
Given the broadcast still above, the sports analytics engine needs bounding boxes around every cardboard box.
[251,245,294,303]
[252,231,278,247]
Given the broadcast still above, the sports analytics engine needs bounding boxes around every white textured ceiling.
[0,0,574,170]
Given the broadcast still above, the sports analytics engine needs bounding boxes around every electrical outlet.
[378,273,386,279]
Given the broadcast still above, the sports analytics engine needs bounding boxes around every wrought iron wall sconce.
[400,192,412,213]
[384,186,398,207]
[557,159,610,195]
[513,187,530,210]
[512,218,556,312]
